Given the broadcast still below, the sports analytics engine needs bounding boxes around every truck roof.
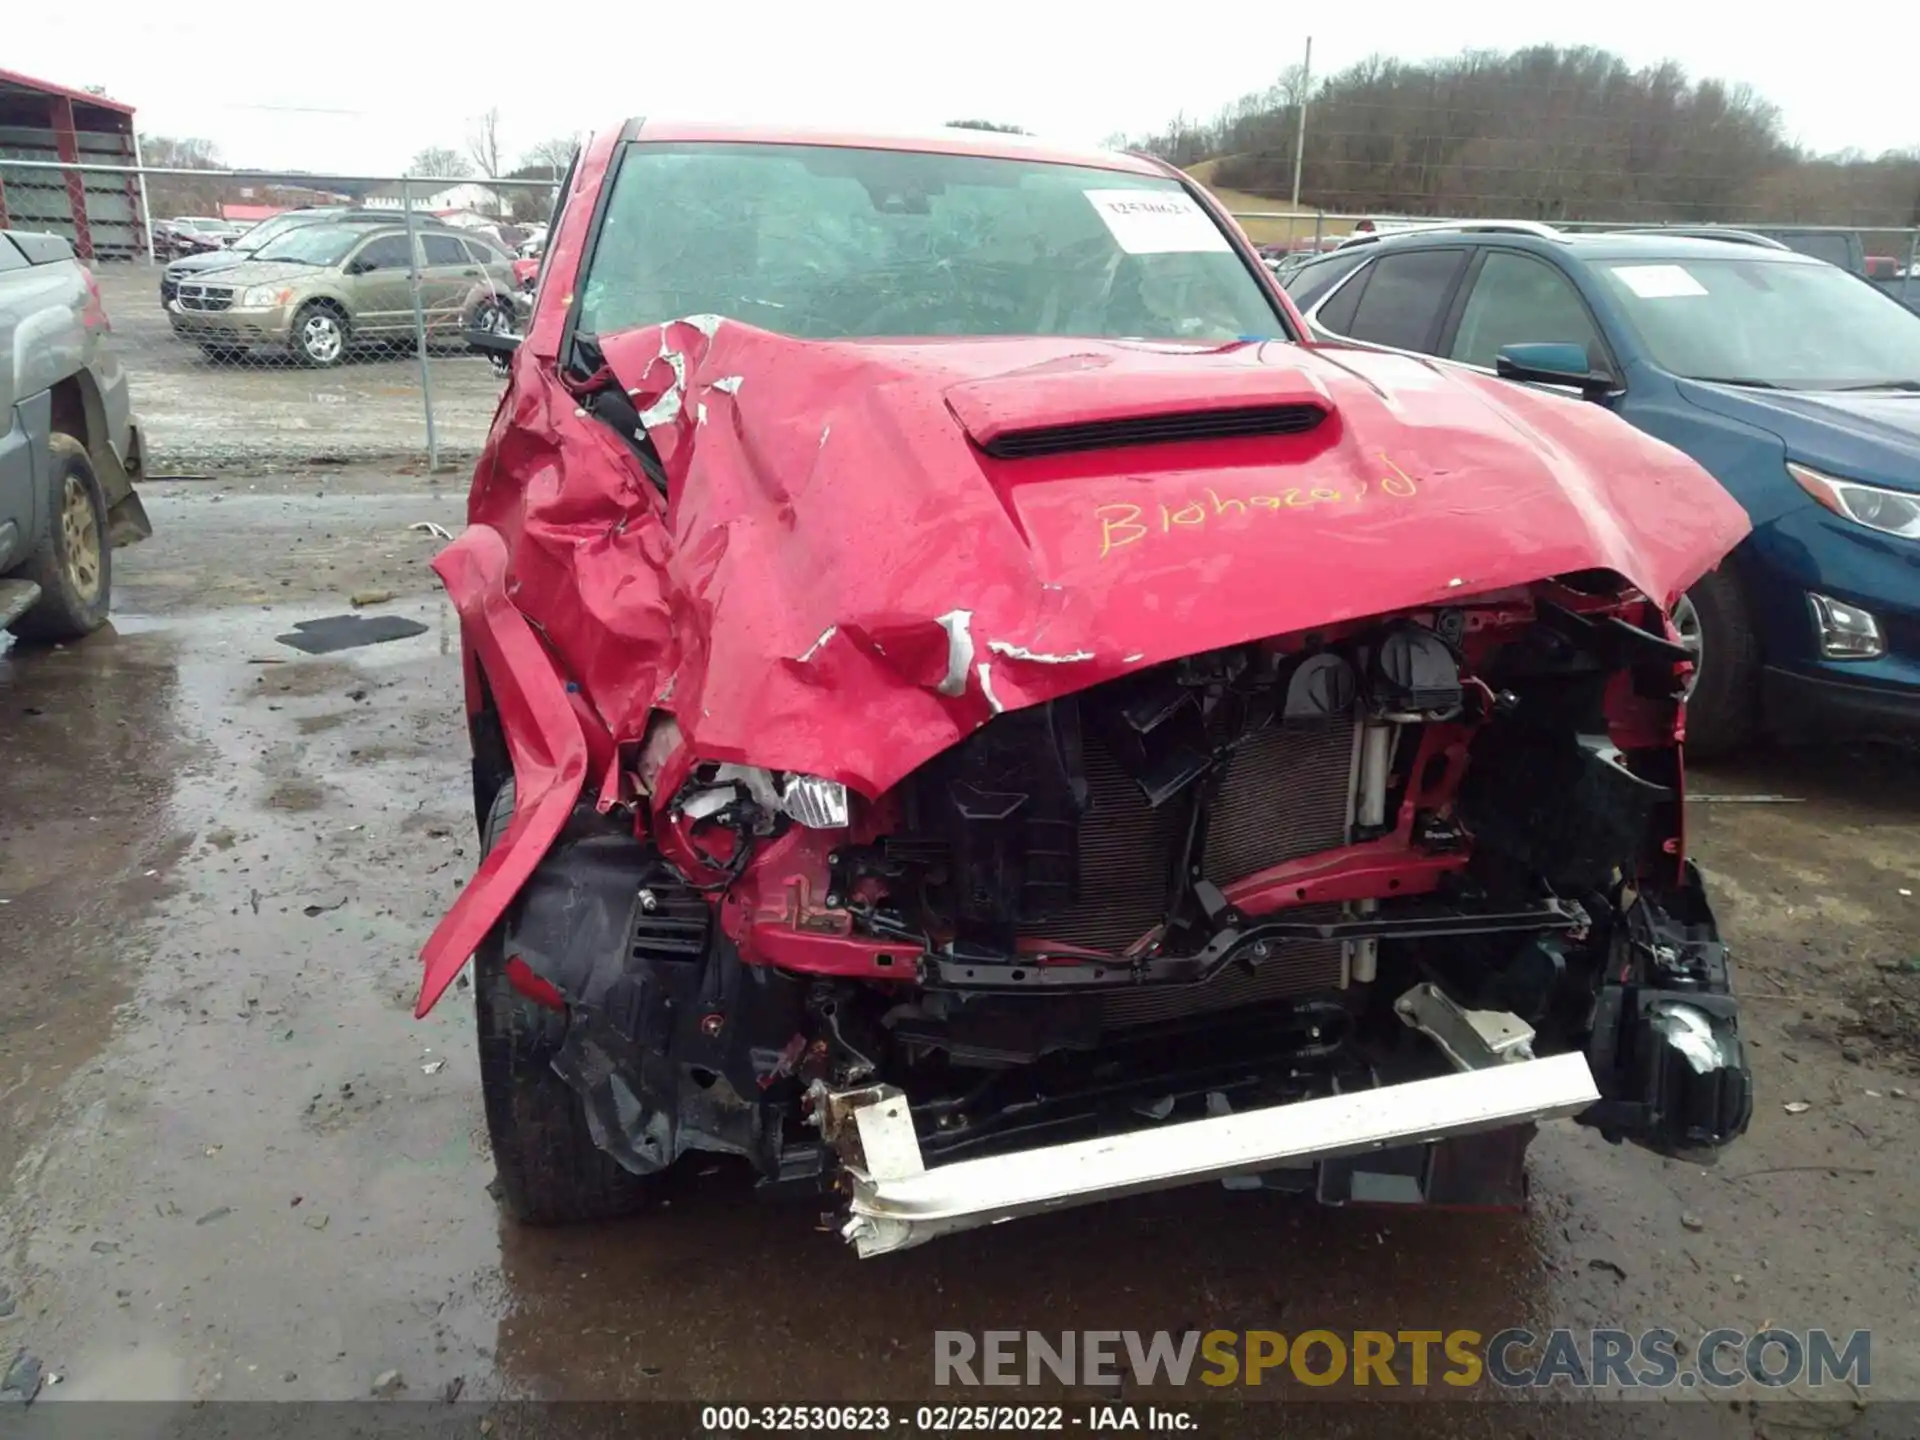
[623,118,1168,178]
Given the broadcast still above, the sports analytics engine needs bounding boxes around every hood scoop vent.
[977,403,1327,460]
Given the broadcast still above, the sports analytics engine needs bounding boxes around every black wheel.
[291,301,349,367]
[9,434,111,643]
[473,781,658,1224]
[1676,564,1760,760]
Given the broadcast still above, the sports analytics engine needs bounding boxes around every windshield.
[252,224,367,267]
[236,215,313,251]
[1596,258,1920,389]
[576,142,1284,343]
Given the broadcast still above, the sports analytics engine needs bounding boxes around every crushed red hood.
[482,321,1749,799]
[420,321,1750,1018]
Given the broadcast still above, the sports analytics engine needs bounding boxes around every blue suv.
[1285,225,1920,755]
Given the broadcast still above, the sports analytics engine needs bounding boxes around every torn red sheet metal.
[415,525,590,1017]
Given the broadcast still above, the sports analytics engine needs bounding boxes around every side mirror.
[1495,341,1619,402]
[344,258,373,276]
[466,325,520,375]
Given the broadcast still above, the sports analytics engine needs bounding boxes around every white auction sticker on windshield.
[1084,189,1232,254]
[1612,264,1709,299]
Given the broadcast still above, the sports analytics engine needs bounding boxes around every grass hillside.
[1184,158,1350,245]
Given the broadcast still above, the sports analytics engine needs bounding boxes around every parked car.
[428,120,1753,1256]
[1730,226,1918,311]
[1749,226,1864,274]
[1,229,150,641]
[160,208,464,306]
[1285,224,1920,753]
[165,222,515,366]
[154,216,241,260]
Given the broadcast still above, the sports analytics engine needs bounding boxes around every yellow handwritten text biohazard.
[1095,456,1423,560]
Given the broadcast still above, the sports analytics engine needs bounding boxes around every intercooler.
[1019,718,1358,1027]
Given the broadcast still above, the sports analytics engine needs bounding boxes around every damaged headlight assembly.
[677,764,850,829]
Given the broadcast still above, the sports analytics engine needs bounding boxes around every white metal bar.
[845,1051,1598,1256]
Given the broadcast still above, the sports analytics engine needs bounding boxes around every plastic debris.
[409,521,454,540]
[1783,1101,1812,1114]
[276,614,427,655]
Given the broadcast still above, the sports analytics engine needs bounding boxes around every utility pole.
[1291,35,1313,210]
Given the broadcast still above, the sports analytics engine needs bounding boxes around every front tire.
[472,296,513,336]
[473,782,658,1224]
[1677,564,1760,760]
[292,301,348,367]
[9,434,111,643]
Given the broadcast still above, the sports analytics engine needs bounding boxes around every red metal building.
[0,68,144,259]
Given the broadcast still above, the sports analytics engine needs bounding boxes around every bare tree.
[466,109,505,179]
[408,147,472,179]
[141,135,230,215]
[945,119,1028,134]
[518,136,576,179]
[1120,44,1826,224]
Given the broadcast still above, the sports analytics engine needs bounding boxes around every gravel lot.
[93,262,505,474]
[0,473,1916,1433]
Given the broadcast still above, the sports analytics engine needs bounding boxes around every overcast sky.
[10,2,1915,177]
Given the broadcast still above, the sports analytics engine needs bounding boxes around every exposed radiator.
[1017,735,1179,955]
[1021,719,1358,1026]
[1204,719,1357,885]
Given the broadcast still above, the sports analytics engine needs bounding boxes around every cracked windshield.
[576,143,1284,342]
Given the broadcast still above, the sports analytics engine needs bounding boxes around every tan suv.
[166,222,516,366]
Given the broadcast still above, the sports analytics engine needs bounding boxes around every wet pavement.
[1,472,1916,1429]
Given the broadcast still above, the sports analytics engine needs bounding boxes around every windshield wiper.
[1823,380,1920,393]
[1690,377,1784,389]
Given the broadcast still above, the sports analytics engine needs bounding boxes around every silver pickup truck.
[1,229,150,642]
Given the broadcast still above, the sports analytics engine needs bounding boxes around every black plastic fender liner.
[499,805,808,1179]
[498,806,664,1006]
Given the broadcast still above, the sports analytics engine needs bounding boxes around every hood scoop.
[944,349,1335,461]
[976,402,1327,459]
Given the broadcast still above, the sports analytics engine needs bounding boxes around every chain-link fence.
[0,159,558,475]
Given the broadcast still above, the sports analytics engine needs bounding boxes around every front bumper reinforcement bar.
[838,1051,1599,1256]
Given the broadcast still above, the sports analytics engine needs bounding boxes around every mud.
[0,471,1916,1425]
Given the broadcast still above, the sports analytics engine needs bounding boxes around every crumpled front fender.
[415,524,589,1018]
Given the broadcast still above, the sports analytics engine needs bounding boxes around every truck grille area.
[1014,720,1358,958]
[892,647,1368,1028]
[1015,735,1180,955]
[176,284,234,312]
